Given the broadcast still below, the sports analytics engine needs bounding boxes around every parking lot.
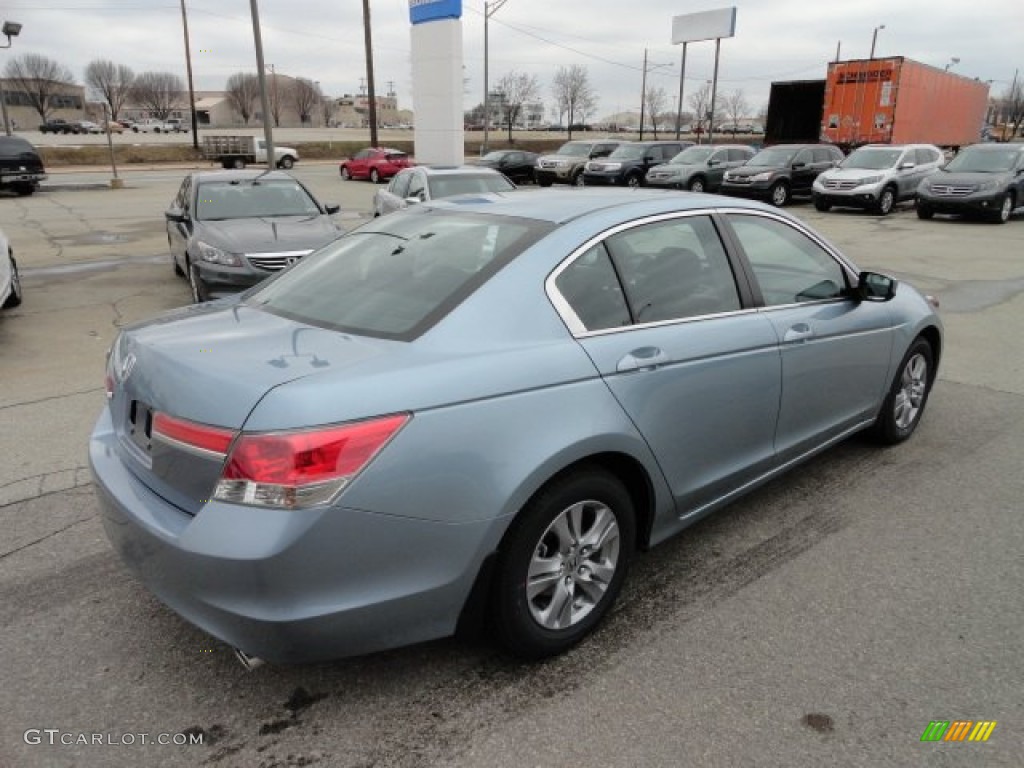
[1,167,1023,767]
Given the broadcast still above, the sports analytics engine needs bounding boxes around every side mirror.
[855,271,897,302]
[165,207,188,223]
[899,162,916,170]
[324,203,341,214]
[708,158,719,166]
[404,196,422,206]
[792,161,806,169]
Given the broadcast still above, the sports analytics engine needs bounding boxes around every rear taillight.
[153,412,236,456]
[213,414,409,509]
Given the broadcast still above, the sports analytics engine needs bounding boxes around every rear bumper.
[90,410,500,663]
[0,171,46,186]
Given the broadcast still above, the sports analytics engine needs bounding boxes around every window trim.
[545,209,757,338]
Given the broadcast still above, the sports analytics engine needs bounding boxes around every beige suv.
[534,140,621,187]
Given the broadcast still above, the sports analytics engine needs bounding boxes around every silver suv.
[812,143,944,215]
[534,139,621,187]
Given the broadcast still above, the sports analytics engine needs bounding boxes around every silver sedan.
[91,189,942,665]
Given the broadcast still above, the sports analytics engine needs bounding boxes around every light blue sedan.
[90,189,942,665]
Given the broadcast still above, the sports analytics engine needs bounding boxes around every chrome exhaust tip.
[233,647,265,671]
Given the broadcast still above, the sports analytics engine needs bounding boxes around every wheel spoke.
[526,565,563,601]
[579,507,618,552]
[539,579,574,629]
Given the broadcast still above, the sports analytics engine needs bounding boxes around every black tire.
[231,157,246,170]
[278,155,295,170]
[537,177,552,187]
[871,337,935,445]
[492,467,635,659]
[572,171,585,187]
[3,254,22,309]
[991,192,1014,224]
[340,166,351,180]
[813,196,832,212]
[916,204,934,220]
[187,258,208,304]
[876,186,896,216]
[769,181,790,207]
[688,176,706,193]
[15,183,34,197]
[626,173,643,189]
[370,168,381,184]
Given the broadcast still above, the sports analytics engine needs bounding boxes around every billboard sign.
[672,7,736,44]
[409,0,462,25]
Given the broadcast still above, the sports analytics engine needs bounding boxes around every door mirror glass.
[857,271,897,302]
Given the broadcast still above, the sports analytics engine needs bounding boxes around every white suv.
[813,143,944,215]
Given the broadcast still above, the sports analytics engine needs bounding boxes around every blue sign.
[409,0,461,25]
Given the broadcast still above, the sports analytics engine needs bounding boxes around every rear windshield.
[0,137,38,159]
[247,209,553,340]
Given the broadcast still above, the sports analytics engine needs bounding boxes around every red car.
[339,147,413,183]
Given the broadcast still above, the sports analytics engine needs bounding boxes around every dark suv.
[0,136,47,196]
[582,141,690,188]
[534,139,622,187]
[720,143,844,206]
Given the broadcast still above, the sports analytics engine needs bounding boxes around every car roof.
[421,187,773,224]
[962,142,1024,152]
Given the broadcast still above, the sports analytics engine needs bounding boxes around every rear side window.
[248,210,552,340]
[554,244,631,332]
[606,216,741,324]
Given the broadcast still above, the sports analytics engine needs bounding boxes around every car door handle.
[783,323,814,343]
[617,346,668,372]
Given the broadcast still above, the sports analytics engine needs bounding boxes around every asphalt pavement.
[0,175,1022,768]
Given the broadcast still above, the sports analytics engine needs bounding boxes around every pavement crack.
[0,514,95,561]
[0,386,102,410]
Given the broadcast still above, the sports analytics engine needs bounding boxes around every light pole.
[483,0,509,153]
[1,20,23,136]
[944,57,960,72]
[869,24,885,60]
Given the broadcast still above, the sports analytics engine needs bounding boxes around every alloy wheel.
[526,499,621,630]
[893,353,928,430]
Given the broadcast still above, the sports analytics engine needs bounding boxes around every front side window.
[249,210,552,339]
[727,214,849,306]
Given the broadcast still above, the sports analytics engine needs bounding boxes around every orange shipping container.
[821,57,989,147]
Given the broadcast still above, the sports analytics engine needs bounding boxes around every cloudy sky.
[3,0,1022,120]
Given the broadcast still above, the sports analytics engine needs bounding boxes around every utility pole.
[639,48,648,141]
[483,0,508,153]
[248,0,274,168]
[179,0,199,149]
[362,0,378,148]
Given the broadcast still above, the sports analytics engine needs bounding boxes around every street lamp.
[944,57,960,72]
[869,24,885,59]
[1,20,22,136]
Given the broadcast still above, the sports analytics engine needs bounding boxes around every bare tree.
[269,73,284,127]
[84,60,134,122]
[551,64,597,140]
[644,85,668,138]
[999,77,1023,139]
[495,71,540,142]
[3,53,76,122]
[291,78,318,125]
[318,86,333,127]
[723,89,750,133]
[688,83,717,141]
[225,72,259,125]
[131,72,184,120]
